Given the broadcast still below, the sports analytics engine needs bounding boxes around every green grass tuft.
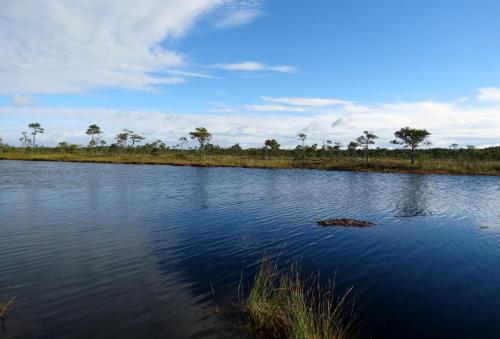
[0,297,14,332]
[0,297,13,319]
[245,258,361,339]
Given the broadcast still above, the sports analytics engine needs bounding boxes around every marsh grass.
[0,297,14,332]
[244,258,361,339]
[1,151,498,176]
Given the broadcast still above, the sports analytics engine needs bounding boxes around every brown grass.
[1,151,499,176]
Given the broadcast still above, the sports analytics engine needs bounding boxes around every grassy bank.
[1,151,499,176]
[242,259,360,339]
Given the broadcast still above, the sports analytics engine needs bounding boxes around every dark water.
[1,160,499,338]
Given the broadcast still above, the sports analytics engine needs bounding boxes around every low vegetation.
[1,123,499,176]
[1,150,498,176]
[243,258,360,339]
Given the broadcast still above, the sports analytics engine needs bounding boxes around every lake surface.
[0,160,499,338]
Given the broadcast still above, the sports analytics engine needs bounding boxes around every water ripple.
[1,161,500,338]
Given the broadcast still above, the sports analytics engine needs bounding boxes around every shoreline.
[1,154,499,177]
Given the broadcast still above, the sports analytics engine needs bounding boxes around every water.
[0,160,499,338]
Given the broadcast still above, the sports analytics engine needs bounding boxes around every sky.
[1,0,500,148]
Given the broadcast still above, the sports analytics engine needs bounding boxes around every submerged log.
[317,218,374,227]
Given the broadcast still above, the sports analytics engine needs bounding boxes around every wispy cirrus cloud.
[11,94,38,107]
[244,104,310,112]
[262,96,354,107]
[477,87,500,102]
[242,96,354,112]
[212,61,296,73]
[0,0,263,95]
[212,0,265,28]
[208,103,237,113]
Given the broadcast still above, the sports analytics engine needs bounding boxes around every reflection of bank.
[261,168,280,199]
[192,167,210,210]
[396,174,430,218]
[344,172,380,214]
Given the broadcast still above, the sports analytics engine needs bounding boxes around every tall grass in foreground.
[245,258,360,339]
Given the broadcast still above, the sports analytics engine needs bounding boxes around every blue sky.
[1,0,499,147]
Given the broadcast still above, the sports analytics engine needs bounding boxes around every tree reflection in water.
[396,174,431,218]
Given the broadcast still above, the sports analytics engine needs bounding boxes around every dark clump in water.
[317,218,374,227]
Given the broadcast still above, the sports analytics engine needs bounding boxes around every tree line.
[1,122,499,163]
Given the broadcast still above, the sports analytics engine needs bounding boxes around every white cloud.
[1,94,499,148]
[477,87,500,102]
[0,0,262,95]
[212,62,296,73]
[11,94,37,107]
[213,0,265,28]
[242,96,354,112]
[0,107,316,147]
[165,70,219,79]
[244,104,309,112]
[262,96,354,107]
[209,103,237,113]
